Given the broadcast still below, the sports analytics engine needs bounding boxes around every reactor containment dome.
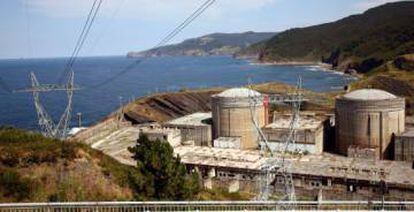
[211,87,266,150]
[335,89,405,159]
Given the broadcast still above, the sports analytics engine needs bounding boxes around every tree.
[128,133,200,200]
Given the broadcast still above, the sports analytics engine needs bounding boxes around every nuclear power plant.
[74,86,414,201]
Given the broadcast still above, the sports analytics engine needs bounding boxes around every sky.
[0,0,405,59]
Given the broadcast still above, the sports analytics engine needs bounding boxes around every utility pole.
[118,96,124,128]
[77,112,82,128]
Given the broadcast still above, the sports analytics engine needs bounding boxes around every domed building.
[335,89,405,159]
[211,88,267,150]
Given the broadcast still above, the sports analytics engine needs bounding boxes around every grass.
[0,127,134,202]
[0,127,253,202]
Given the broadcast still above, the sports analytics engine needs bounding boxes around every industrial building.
[211,88,267,150]
[74,85,414,201]
[163,112,212,146]
[262,113,324,154]
[335,89,405,160]
[394,128,414,162]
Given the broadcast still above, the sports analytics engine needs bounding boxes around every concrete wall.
[212,96,265,150]
[164,124,212,146]
[71,118,130,144]
[335,97,405,160]
[262,124,324,154]
[144,130,182,147]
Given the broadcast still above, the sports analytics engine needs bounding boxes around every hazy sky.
[0,0,404,59]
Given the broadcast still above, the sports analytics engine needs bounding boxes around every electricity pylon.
[248,77,304,205]
[15,71,79,139]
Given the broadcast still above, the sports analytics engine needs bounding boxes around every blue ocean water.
[0,56,353,130]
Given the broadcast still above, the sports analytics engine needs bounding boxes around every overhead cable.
[89,0,216,89]
[58,0,103,83]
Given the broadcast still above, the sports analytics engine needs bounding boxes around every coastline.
[246,58,361,78]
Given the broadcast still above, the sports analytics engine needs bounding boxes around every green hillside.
[0,127,249,202]
[0,127,136,202]
[128,31,276,57]
[237,1,414,73]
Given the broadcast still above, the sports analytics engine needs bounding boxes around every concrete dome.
[215,87,261,98]
[343,89,396,100]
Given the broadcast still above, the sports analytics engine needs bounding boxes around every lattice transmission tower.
[248,77,305,205]
[15,71,79,139]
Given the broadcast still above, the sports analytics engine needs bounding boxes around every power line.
[87,0,127,53]
[58,0,103,83]
[154,0,215,50]
[89,0,216,89]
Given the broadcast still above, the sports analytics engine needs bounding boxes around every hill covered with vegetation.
[0,127,136,202]
[237,1,414,74]
[0,127,248,202]
[127,31,276,57]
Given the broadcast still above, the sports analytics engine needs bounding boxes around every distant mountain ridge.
[236,1,414,73]
[127,31,277,57]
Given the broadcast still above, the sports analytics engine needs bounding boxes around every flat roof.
[84,126,414,187]
[175,145,264,170]
[265,116,323,130]
[166,112,211,126]
[178,146,414,186]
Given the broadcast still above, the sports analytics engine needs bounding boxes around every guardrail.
[1,201,414,211]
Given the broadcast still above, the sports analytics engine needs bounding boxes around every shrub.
[128,133,201,200]
[0,168,38,201]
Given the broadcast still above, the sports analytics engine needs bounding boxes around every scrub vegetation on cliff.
[0,127,245,202]
[237,1,414,74]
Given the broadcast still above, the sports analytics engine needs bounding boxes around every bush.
[0,168,38,201]
[0,128,78,167]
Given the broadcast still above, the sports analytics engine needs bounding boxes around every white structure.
[213,137,241,149]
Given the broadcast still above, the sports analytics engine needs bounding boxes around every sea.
[0,55,355,130]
